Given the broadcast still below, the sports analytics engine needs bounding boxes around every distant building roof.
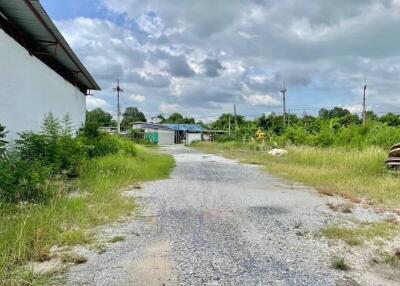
[133,122,174,131]
[163,124,206,132]
[0,0,100,92]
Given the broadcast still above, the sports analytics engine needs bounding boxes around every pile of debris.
[268,148,288,157]
[386,143,400,169]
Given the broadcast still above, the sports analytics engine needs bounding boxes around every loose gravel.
[62,145,349,286]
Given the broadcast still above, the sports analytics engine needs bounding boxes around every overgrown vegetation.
[211,107,400,150]
[193,142,400,207]
[0,114,174,285]
[193,106,400,208]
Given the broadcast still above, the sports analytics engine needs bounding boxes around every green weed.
[0,145,174,284]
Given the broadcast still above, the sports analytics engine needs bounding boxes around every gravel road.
[63,145,348,286]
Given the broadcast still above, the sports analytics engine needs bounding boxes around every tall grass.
[193,142,400,208]
[0,145,174,285]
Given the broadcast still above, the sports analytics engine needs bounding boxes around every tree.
[365,110,378,121]
[121,107,146,130]
[83,108,114,137]
[256,113,284,135]
[163,113,195,124]
[319,107,350,119]
[155,114,166,123]
[337,114,360,127]
[41,112,61,138]
[61,113,73,136]
[299,115,321,134]
[86,108,113,127]
[166,113,184,123]
[212,113,245,131]
[380,113,400,126]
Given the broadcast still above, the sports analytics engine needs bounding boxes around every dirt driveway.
[63,145,352,285]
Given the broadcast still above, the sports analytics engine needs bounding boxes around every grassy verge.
[322,222,399,246]
[0,145,174,285]
[194,142,400,246]
[193,142,400,208]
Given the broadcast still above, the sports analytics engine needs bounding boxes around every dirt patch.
[128,240,177,285]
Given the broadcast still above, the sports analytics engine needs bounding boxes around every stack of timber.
[386,143,400,169]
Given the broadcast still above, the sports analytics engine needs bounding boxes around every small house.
[132,122,175,145]
[163,124,206,145]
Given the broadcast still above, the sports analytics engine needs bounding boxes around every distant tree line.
[209,107,400,149]
[85,107,205,131]
[85,105,400,149]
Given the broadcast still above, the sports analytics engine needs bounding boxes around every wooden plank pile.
[386,143,400,169]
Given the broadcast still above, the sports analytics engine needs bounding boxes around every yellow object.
[255,129,266,143]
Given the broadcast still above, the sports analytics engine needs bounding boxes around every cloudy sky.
[41,0,400,121]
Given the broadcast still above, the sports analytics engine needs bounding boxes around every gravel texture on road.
[63,145,347,286]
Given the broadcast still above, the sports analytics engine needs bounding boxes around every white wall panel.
[0,30,86,140]
[187,133,202,145]
[158,131,175,145]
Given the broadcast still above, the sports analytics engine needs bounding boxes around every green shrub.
[15,132,88,177]
[215,134,237,142]
[58,136,88,177]
[0,158,53,203]
[365,123,400,149]
[83,135,120,158]
[280,127,308,145]
[116,137,138,156]
[311,128,335,147]
[127,128,144,141]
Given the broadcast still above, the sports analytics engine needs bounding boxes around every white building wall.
[0,30,86,140]
[158,130,175,145]
[186,133,202,145]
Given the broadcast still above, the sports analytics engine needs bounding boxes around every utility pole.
[362,81,367,125]
[280,81,287,127]
[288,108,291,127]
[233,104,238,131]
[113,79,123,134]
[228,114,231,136]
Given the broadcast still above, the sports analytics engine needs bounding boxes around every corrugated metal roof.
[133,122,174,131]
[163,124,206,132]
[0,0,100,91]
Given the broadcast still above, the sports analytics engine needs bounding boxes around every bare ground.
[58,145,400,286]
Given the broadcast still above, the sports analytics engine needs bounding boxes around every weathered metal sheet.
[389,148,400,158]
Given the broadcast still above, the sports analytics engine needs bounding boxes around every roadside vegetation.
[193,142,399,207]
[194,107,400,258]
[0,114,174,285]
[195,107,400,208]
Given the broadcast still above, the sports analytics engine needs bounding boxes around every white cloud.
[86,96,110,110]
[243,94,281,107]
[342,104,363,114]
[170,78,183,97]
[52,1,400,117]
[130,94,146,102]
[159,103,181,113]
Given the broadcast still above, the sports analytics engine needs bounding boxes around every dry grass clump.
[61,253,87,264]
[331,257,350,271]
[322,222,399,246]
